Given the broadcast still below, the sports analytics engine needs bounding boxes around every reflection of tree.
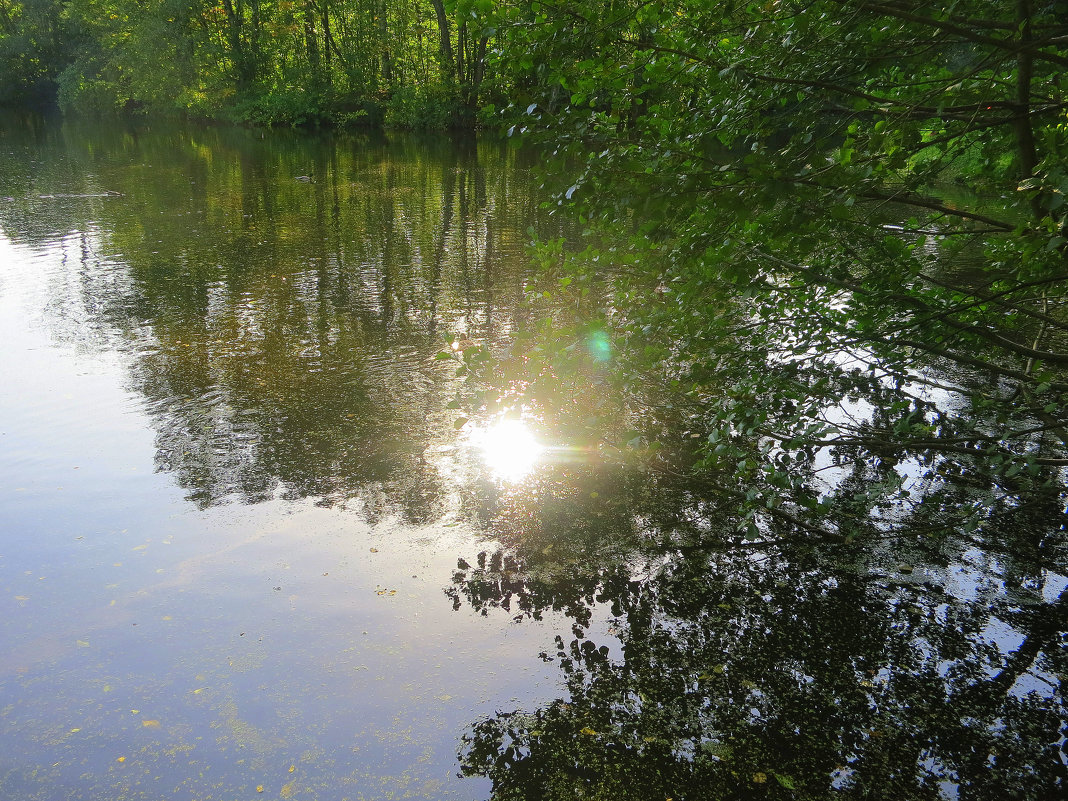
[452,490,1068,800]
[0,118,554,517]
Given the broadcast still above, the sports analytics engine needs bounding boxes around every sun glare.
[476,419,544,481]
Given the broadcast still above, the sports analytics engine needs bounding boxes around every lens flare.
[476,419,544,481]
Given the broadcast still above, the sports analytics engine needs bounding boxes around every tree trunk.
[429,0,455,82]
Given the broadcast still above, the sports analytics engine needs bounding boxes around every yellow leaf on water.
[288,765,296,773]
[70,728,81,733]
[580,727,598,736]
[131,709,139,714]
[369,547,378,553]
[256,786,264,794]
[77,640,90,647]
[14,595,29,601]
[132,545,147,551]
[116,756,126,763]
[192,687,206,694]
[142,720,161,728]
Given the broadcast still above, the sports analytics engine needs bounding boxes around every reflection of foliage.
[462,0,1068,547]
[0,118,559,517]
[455,526,1068,800]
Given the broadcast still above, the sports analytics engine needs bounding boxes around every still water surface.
[0,115,571,799]
[1,114,1066,800]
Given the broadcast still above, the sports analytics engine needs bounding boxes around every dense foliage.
[439,7,1068,796]
[449,0,1068,548]
[0,0,503,125]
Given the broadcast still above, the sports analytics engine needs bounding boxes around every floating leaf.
[142,719,161,728]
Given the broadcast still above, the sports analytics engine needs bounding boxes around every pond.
[1,113,1065,800]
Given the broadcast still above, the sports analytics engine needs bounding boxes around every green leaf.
[773,773,797,789]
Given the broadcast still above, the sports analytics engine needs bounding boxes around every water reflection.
[0,114,559,518]
[0,113,573,801]
[0,113,1065,801]
[450,493,1068,800]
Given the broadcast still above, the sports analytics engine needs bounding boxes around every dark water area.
[0,113,1065,800]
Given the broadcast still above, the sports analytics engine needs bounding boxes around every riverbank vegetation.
[442,0,1068,549]
[0,0,502,126]
[442,6,1068,795]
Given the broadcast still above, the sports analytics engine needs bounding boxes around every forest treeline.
[0,0,510,127]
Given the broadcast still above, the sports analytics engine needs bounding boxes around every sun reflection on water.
[474,419,545,481]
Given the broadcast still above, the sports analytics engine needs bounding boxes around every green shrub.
[383,84,464,131]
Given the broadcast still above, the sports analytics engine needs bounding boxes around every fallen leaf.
[14,595,29,601]
[256,785,264,793]
[288,765,296,773]
[116,756,126,763]
[142,719,161,728]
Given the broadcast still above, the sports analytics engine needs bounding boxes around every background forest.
[0,0,501,127]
